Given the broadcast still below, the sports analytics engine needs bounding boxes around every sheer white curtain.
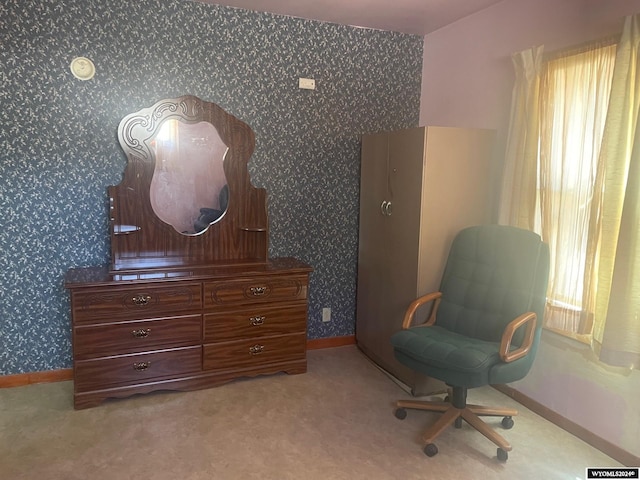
[593,14,640,368]
[499,46,543,229]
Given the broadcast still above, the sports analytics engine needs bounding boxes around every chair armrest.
[402,292,442,329]
[499,312,537,362]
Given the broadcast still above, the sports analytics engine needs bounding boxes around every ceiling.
[193,0,506,36]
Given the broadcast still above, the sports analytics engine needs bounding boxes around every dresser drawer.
[74,346,202,391]
[204,305,306,342]
[71,283,202,324]
[204,275,308,307]
[73,314,202,359]
[203,333,306,371]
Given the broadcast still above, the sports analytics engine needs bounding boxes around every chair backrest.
[436,225,550,347]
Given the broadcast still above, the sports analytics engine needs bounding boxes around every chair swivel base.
[395,397,517,461]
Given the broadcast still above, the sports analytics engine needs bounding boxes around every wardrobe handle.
[380,200,388,216]
[380,200,392,216]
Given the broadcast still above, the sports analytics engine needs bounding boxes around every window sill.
[542,325,592,346]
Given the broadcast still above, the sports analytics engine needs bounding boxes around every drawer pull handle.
[132,294,152,306]
[249,286,267,296]
[133,361,151,371]
[249,344,264,355]
[250,316,265,326]
[131,328,151,338]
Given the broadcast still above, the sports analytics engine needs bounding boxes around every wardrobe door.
[356,132,389,354]
[385,127,426,307]
[377,128,427,383]
[356,128,426,382]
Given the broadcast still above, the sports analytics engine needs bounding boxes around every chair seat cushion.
[391,325,502,374]
[392,325,535,388]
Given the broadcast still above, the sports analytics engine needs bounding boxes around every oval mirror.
[149,119,229,235]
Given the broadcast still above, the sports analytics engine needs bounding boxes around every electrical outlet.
[322,307,331,322]
[299,77,316,90]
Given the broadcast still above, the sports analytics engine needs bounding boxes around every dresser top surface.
[64,257,312,289]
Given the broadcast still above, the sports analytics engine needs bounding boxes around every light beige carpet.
[0,346,620,479]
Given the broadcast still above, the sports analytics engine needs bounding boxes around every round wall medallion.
[70,56,95,80]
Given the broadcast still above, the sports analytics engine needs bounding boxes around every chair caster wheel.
[394,408,407,420]
[424,443,438,457]
[501,416,514,429]
[497,448,508,462]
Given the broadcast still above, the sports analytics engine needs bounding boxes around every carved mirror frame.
[109,95,268,272]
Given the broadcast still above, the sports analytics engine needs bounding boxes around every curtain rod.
[544,34,619,62]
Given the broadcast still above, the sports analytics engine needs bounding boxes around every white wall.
[419,0,640,457]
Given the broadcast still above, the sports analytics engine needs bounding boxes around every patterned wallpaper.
[0,0,422,374]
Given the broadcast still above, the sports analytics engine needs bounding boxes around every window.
[504,15,640,367]
[535,42,617,341]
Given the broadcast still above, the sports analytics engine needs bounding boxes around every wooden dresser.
[65,258,312,409]
[65,96,313,408]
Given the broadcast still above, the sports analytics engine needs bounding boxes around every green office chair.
[391,225,549,462]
